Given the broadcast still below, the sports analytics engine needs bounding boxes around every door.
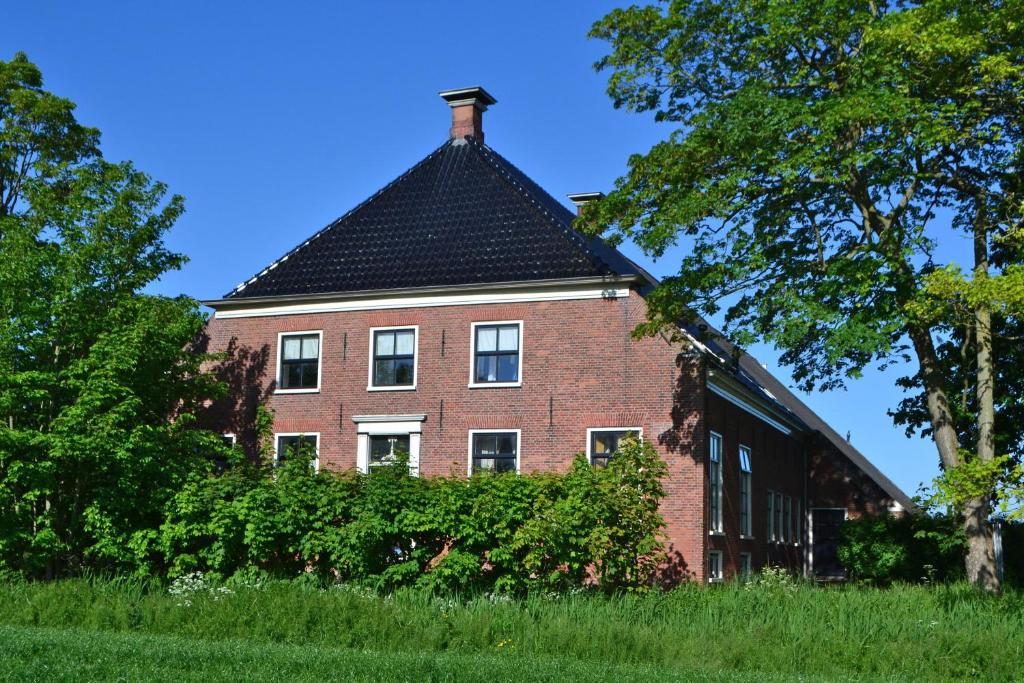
[811,508,846,579]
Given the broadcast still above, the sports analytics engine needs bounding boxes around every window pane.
[283,337,301,360]
[593,434,614,455]
[474,434,496,456]
[498,325,518,351]
[497,354,519,382]
[394,330,415,355]
[283,363,303,389]
[301,336,319,359]
[496,433,516,455]
[476,327,497,352]
[475,355,497,383]
[375,331,394,356]
[374,359,396,386]
[394,358,414,385]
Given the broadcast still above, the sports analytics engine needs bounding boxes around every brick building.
[201,87,911,582]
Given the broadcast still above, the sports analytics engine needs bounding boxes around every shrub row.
[148,434,668,594]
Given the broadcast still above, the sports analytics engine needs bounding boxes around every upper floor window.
[470,430,519,474]
[739,445,752,537]
[588,428,641,467]
[275,433,319,470]
[370,327,417,389]
[470,322,522,387]
[709,431,723,533]
[278,331,321,392]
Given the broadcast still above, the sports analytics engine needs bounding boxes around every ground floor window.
[470,430,519,474]
[354,415,425,476]
[274,433,319,470]
[587,428,641,467]
[739,552,752,579]
[708,550,723,583]
[369,434,411,470]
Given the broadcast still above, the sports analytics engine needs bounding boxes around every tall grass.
[0,577,1020,682]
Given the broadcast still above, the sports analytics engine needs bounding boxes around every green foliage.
[587,0,1024,584]
[838,513,967,585]
[0,53,225,577]
[2,578,1023,682]
[158,437,668,594]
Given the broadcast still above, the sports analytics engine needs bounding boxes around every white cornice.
[706,372,801,436]
[209,279,634,320]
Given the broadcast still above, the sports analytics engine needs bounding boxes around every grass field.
[0,577,1021,682]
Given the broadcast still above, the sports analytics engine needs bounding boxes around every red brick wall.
[705,392,807,579]
[201,290,709,581]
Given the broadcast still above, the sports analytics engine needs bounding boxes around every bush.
[838,512,966,585]
[156,433,668,594]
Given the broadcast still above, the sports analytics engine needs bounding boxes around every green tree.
[0,52,223,577]
[587,0,1023,590]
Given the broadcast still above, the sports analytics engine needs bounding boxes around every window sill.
[740,535,755,541]
[708,530,725,537]
[367,385,417,392]
[707,577,724,584]
[468,382,522,389]
[275,388,320,395]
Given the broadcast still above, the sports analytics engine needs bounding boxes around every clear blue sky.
[3,1,943,497]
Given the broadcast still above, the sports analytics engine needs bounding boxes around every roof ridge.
[464,137,614,276]
[225,139,455,298]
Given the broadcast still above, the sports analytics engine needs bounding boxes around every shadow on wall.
[193,333,274,457]
[657,350,707,583]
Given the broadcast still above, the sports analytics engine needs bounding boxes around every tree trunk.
[907,326,962,471]
[969,219,1000,592]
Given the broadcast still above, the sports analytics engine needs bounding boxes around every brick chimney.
[439,86,497,142]
[567,192,605,216]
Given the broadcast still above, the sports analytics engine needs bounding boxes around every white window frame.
[367,325,419,391]
[707,550,723,583]
[785,496,793,544]
[586,427,643,464]
[468,320,523,388]
[273,431,320,471]
[353,415,425,476]
[275,330,323,394]
[794,499,802,546]
[708,431,724,534]
[767,489,776,541]
[222,433,237,446]
[739,444,752,538]
[467,428,522,476]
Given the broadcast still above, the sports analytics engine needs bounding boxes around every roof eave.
[203,274,644,310]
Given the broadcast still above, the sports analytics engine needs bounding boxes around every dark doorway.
[811,508,847,579]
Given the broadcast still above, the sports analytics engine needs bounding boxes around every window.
[222,433,236,447]
[708,550,723,583]
[767,489,776,541]
[370,327,417,389]
[709,431,723,533]
[790,497,798,544]
[470,322,522,386]
[277,332,321,392]
[775,492,784,544]
[354,415,425,476]
[739,552,752,579]
[470,430,519,474]
[275,433,319,470]
[785,496,793,544]
[369,434,411,470]
[588,428,641,467]
[739,445,752,537]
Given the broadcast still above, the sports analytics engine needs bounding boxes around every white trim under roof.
[209,281,632,320]
[707,373,797,436]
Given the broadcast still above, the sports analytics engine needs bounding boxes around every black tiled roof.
[226,137,646,299]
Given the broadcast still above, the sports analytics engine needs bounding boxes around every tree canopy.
[0,52,225,577]
[587,0,1023,590]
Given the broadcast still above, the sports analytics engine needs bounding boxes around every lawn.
[0,577,1020,682]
